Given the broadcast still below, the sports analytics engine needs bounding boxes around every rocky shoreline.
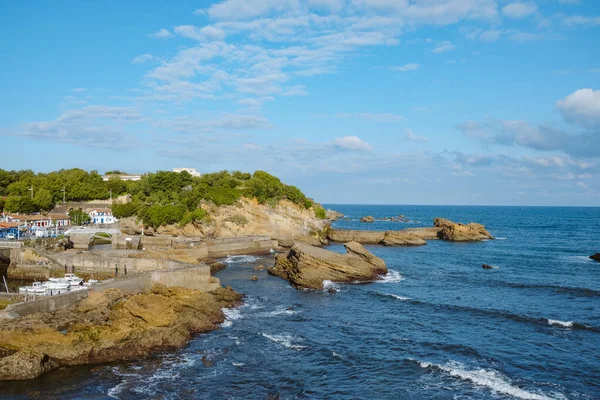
[0,284,242,381]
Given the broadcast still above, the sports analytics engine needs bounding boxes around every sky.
[1,0,600,206]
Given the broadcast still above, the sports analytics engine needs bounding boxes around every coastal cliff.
[121,198,330,246]
[0,285,242,381]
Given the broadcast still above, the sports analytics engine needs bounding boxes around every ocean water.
[1,205,600,399]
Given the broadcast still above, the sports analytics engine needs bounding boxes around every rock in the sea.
[326,209,344,221]
[268,242,387,290]
[250,275,259,281]
[328,229,385,244]
[382,231,427,246]
[590,253,600,262]
[360,216,375,223]
[482,264,494,269]
[434,218,493,242]
[253,265,265,271]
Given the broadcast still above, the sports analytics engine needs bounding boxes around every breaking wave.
[415,360,554,400]
[262,333,308,350]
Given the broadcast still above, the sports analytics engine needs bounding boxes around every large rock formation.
[268,242,387,290]
[328,218,492,244]
[328,229,385,244]
[590,253,600,262]
[434,218,493,241]
[0,285,242,381]
[360,216,375,223]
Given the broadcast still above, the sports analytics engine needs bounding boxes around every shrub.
[111,202,137,219]
[314,205,327,219]
[180,208,208,226]
[225,214,249,227]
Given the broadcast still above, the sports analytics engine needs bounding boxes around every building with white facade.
[102,174,142,181]
[88,210,118,225]
[173,168,202,177]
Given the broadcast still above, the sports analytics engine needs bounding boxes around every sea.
[1,205,599,399]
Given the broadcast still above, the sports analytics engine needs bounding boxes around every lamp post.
[28,185,34,199]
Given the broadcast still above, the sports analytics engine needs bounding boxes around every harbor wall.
[1,264,216,318]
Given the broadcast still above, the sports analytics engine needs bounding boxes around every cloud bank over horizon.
[1,0,599,205]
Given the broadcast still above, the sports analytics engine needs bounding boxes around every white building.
[102,174,142,181]
[89,210,118,225]
[173,168,202,177]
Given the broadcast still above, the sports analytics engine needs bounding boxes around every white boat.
[44,281,70,290]
[19,281,48,295]
[83,279,99,286]
[49,274,83,285]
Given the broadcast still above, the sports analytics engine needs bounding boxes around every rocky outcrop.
[382,231,427,246]
[482,264,494,269]
[328,229,385,244]
[590,253,600,262]
[360,216,375,223]
[0,285,242,381]
[434,218,493,241]
[328,218,492,245]
[326,210,344,221]
[268,242,387,290]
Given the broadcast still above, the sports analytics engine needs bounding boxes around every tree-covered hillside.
[0,169,326,227]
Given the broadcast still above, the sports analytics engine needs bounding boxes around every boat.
[49,273,84,285]
[44,280,70,290]
[84,279,99,286]
[19,281,47,295]
[69,285,88,292]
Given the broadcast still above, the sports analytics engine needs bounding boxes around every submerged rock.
[590,253,600,262]
[268,242,387,290]
[0,285,242,381]
[360,216,375,223]
[250,275,259,281]
[434,218,493,242]
[482,264,494,269]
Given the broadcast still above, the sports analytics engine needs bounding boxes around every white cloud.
[390,63,419,72]
[509,32,544,42]
[72,88,87,93]
[501,2,537,19]
[11,106,142,149]
[557,88,600,128]
[174,25,226,41]
[479,29,502,42]
[132,54,154,64]
[432,41,454,53]
[562,15,600,26]
[149,28,173,39]
[403,129,428,142]
[329,136,372,151]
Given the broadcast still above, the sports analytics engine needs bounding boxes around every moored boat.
[18,282,47,295]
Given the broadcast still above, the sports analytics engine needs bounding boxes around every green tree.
[33,188,54,212]
[0,197,5,212]
[69,209,91,225]
[4,195,36,213]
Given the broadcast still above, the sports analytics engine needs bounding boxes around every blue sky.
[1,0,600,205]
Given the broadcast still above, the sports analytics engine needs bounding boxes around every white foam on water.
[388,293,412,301]
[260,308,299,317]
[495,237,508,240]
[223,255,261,264]
[376,270,405,284]
[107,381,128,399]
[262,333,308,350]
[323,280,341,291]
[221,307,242,328]
[232,362,246,367]
[548,319,574,328]
[332,351,343,359]
[417,360,554,400]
